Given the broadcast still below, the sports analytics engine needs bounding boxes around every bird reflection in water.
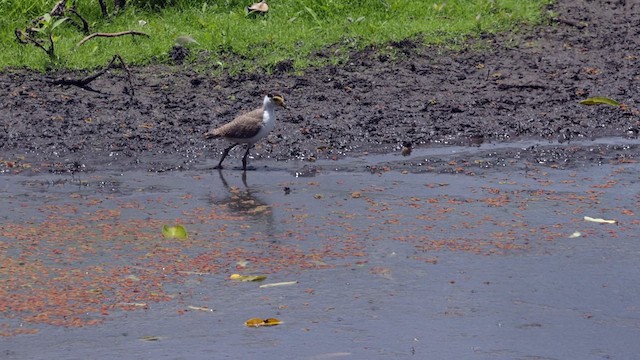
[211,170,277,241]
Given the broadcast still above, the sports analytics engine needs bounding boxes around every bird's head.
[267,94,287,109]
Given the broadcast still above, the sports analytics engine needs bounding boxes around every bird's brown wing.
[205,108,263,140]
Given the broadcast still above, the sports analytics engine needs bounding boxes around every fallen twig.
[98,0,108,17]
[77,30,149,46]
[554,17,587,29]
[49,0,68,16]
[15,29,52,57]
[497,83,547,91]
[51,54,135,95]
[67,7,90,34]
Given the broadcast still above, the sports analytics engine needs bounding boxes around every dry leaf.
[247,1,269,14]
[244,317,282,327]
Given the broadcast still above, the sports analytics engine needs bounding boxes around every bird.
[204,94,286,170]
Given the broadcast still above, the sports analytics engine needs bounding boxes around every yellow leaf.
[263,318,282,326]
[244,317,282,327]
[579,97,621,106]
[162,224,188,239]
[230,274,267,282]
[244,318,264,327]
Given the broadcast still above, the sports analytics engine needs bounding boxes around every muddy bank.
[0,0,638,173]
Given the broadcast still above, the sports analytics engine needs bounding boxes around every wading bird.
[204,94,286,170]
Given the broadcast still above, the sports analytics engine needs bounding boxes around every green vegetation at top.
[0,0,552,73]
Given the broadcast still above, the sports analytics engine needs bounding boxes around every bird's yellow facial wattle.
[272,95,287,109]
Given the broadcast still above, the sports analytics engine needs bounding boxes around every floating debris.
[259,281,298,288]
[162,224,188,239]
[245,317,282,327]
[230,274,267,282]
[584,216,617,224]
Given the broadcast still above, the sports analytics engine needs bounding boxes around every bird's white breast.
[254,98,276,141]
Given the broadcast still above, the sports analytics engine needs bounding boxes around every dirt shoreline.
[1,0,638,174]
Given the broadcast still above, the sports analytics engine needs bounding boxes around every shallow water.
[1,149,639,359]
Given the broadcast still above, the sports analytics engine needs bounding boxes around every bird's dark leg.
[241,170,248,186]
[214,143,238,169]
[242,144,254,170]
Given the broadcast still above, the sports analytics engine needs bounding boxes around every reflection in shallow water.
[1,155,640,359]
[210,169,276,241]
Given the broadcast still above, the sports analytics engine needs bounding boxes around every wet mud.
[0,0,639,174]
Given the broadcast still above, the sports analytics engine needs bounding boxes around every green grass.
[0,0,552,72]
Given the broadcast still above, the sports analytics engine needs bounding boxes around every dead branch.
[15,29,55,58]
[15,29,45,49]
[97,0,126,18]
[67,1,90,35]
[114,0,126,11]
[497,83,547,91]
[50,0,68,16]
[553,17,587,29]
[51,54,135,96]
[77,30,149,47]
[98,0,109,17]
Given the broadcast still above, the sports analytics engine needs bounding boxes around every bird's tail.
[203,130,220,139]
